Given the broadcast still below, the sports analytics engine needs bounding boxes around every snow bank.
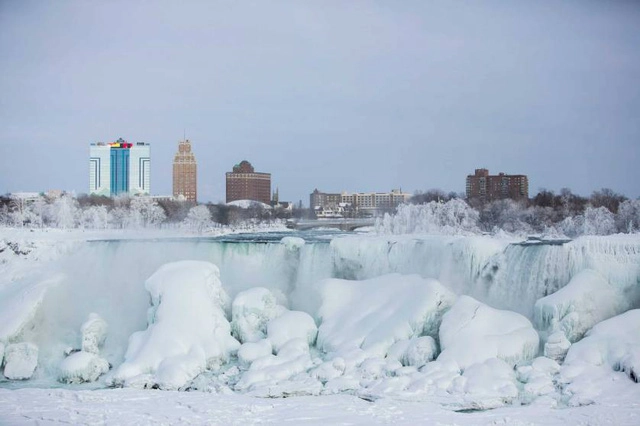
[562,309,640,384]
[267,311,318,353]
[237,339,273,368]
[58,351,109,384]
[231,287,286,344]
[3,342,38,380]
[316,274,456,358]
[438,296,539,369]
[534,269,627,342]
[112,261,240,390]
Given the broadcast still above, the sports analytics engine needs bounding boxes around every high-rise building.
[172,139,197,202]
[89,138,150,197]
[465,168,528,202]
[225,160,271,204]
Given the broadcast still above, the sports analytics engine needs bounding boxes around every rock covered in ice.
[438,296,539,369]
[234,337,316,394]
[237,339,273,368]
[231,287,286,344]
[534,269,627,343]
[112,261,240,390]
[267,310,317,353]
[517,357,560,402]
[316,274,456,358]
[544,331,571,362]
[0,342,4,367]
[280,236,305,251]
[58,351,109,384]
[561,309,640,384]
[3,342,38,380]
[404,336,438,368]
[453,358,519,409]
[81,313,108,354]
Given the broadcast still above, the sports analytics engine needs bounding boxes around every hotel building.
[89,138,151,197]
[226,160,271,204]
[172,139,197,202]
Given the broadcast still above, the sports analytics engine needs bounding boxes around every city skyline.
[1,1,639,203]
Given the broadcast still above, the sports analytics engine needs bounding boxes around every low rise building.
[466,168,529,202]
[310,188,410,217]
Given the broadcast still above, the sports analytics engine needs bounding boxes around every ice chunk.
[112,261,240,390]
[3,342,38,380]
[404,336,437,368]
[316,274,455,358]
[0,342,4,367]
[267,310,317,353]
[58,351,109,383]
[280,236,305,251]
[534,269,627,342]
[81,313,108,354]
[237,339,273,368]
[454,358,519,410]
[544,331,571,362]
[231,287,286,344]
[438,296,539,369]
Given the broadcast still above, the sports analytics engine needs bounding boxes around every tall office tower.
[89,138,151,197]
[225,160,271,204]
[465,168,529,202]
[172,139,197,202]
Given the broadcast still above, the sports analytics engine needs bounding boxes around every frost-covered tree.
[560,206,616,237]
[80,205,110,229]
[184,205,212,233]
[49,194,79,229]
[129,197,166,228]
[377,199,479,235]
[616,199,640,233]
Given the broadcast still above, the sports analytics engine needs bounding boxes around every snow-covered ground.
[1,227,639,425]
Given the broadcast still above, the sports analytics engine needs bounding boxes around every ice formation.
[81,313,108,354]
[3,342,38,380]
[267,310,318,353]
[438,296,539,369]
[59,351,109,384]
[316,274,456,358]
[231,287,286,344]
[534,269,627,342]
[112,261,240,390]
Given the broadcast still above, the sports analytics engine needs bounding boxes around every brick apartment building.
[466,168,529,202]
[226,160,271,204]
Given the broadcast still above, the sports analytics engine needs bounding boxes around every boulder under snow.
[316,274,456,358]
[3,342,38,380]
[112,261,240,390]
[438,296,539,369]
[231,287,286,344]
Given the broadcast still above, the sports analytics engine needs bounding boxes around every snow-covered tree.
[80,205,110,229]
[616,199,640,233]
[184,205,212,233]
[49,194,79,229]
[129,197,166,228]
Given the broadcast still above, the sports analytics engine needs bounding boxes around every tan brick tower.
[172,139,197,202]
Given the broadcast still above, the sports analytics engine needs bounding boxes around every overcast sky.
[1,1,639,204]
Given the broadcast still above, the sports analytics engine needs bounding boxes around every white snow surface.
[80,313,108,354]
[534,269,628,342]
[111,261,240,390]
[267,311,318,353]
[438,296,540,369]
[227,199,272,209]
[316,274,456,358]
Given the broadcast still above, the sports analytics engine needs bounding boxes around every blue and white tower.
[89,138,150,196]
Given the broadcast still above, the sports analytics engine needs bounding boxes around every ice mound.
[231,287,286,344]
[544,331,571,361]
[267,310,318,353]
[316,274,456,358]
[438,296,539,369]
[451,358,520,410]
[0,274,64,343]
[112,261,240,390]
[237,339,273,368]
[235,338,319,396]
[561,309,640,384]
[516,357,560,403]
[3,342,38,380]
[59,351,109,384]
[534,269,627,342]
[81,313,108,354]
[280,236,305,251]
